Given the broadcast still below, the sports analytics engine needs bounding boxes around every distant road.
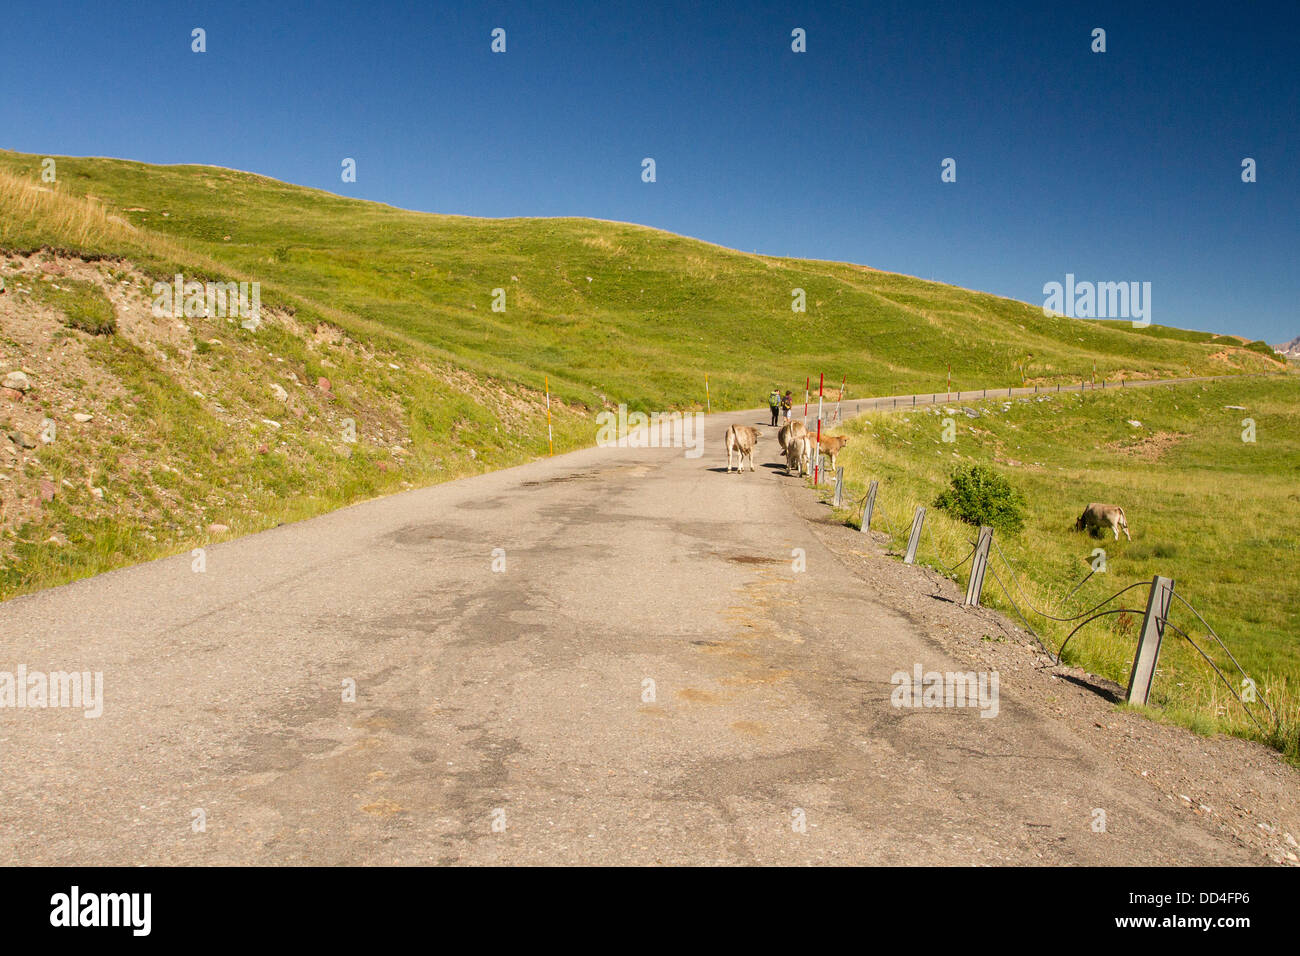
[773,371,1281,423]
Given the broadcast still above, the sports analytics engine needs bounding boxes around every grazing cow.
[816,435,850,473]
[777,419,808,453]
[1075,503,1131,541]
[725,424,760,473]
[785,435,812,477]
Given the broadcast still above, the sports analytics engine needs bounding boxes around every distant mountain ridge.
[1274,335,1300,359]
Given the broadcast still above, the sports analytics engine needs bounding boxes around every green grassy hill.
[1,149,1281,412]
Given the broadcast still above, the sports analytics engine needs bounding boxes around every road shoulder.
[779,472,1300,866]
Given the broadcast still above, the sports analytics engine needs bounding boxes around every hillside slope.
[0,250,592,599]
[0,149,1285,598]
[2,150,1282,408]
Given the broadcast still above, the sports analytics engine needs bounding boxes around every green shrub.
[934,463,1026,533]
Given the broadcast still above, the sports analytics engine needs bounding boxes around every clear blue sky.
[3,0,1296,341]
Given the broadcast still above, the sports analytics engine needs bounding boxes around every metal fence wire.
[852,477,1277,732]
[876,499,897,538]
[1161,620,1269,733]
[991,528,1277,730]
[1168,591,1276,722]
[991,537,1149,623]
[940,541,977,577]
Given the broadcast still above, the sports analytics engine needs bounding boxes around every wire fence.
[851,477,1280,735]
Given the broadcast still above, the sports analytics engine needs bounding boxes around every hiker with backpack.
[768,387,782,426]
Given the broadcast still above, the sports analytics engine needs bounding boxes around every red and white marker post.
[814,373,824,483]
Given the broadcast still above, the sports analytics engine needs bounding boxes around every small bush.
[934,463,1026,533]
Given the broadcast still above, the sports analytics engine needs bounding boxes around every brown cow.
[1075,503,1130,541]
[816,434,850,473]
[785,435,812,477]
[777,419,808,454]
[725,424,760,473]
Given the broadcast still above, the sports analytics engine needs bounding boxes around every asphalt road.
[0,382,1272,865]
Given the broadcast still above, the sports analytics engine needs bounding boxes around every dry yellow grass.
[0,167,134,251]
[0,167,232,274]
[0,167,270,298]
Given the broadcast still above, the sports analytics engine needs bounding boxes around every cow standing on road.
[725,424,760,473]
[777,419,808,454]
[785,435,812,477]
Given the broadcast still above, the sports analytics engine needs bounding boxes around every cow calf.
[816,435,850,473]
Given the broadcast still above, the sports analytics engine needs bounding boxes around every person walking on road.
[768,387,782,426]
[780,390,793,422]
